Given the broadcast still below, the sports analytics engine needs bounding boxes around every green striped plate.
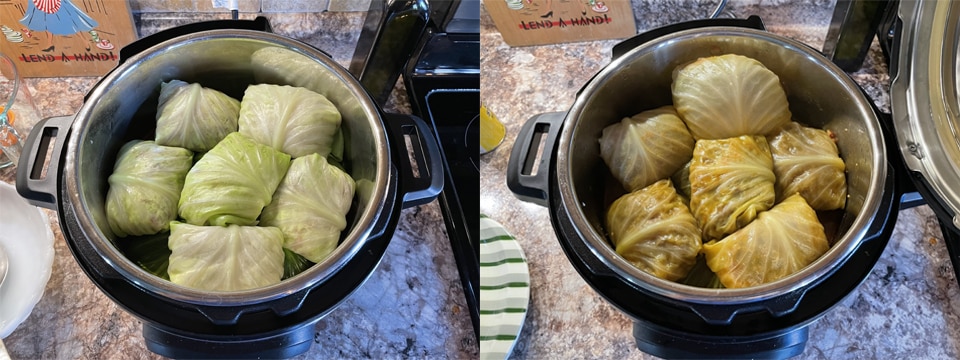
[479,214,530,360]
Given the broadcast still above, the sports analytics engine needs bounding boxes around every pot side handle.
[506,112,565,207]
[16,115,74,210]
[383,113,443,208]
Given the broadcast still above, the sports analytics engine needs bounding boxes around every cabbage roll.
[238,84,341,158]
[250,47,346,101]
[167,222,284,291]
[261,153,356,263]
[767,122,847,210]
[599,106,695,192]
[155,80,240,152]
[106,140,193,237]
[179,132,291,226]
[250,47,363,151]
[672,54,791,139]
[606,179,702,281]
[702,194,829,289]
[690,135,776,240]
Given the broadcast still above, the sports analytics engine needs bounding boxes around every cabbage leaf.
[679,254,723,289]
[179,132,291,226]
[117,231,172,280]
[689,135,776,240]
[155,80,240,152]
[249,46,343,100]
[702,194,829,289]
[167,222,284,291]
[282,248,313,280]
[238,84,341,158]
[599,106,695,192]
[767,122,847,210]
[261,153,355,263]
[671,160,692,201]
[672,54,791,139]
[605,179,702,281]
[106,140,193,237]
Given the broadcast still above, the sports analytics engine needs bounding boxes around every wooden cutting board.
[484,0,637,47]
[0,0,138,77]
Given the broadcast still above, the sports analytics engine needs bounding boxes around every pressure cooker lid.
[890,0,960,228]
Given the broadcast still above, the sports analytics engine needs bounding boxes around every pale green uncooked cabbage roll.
[167,222,284,291]
[599,106,695,192]
[690,135,776,240]
[105,140,193,237]
[178,132,291,226]
[250,47,344,99]
[672,54,792,140]
[238,84,341,158]
[605,179,702,281]
[155,80,240,152]
[767,122,847,210]
[702,194,829,289]
[261,153,356,263]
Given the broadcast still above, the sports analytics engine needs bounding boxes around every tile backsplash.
[128,0,372,13]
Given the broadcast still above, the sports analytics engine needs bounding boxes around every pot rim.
[555,27,887,306]
[63,29,392,306]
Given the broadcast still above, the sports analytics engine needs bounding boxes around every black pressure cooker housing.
[508,16,910,359]
[16,17,442,359]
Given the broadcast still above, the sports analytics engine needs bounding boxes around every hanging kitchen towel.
[0,0,137,77]
[484,0,636,47]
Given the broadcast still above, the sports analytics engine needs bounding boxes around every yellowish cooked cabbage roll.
[599,106,695,192]
[606,179,702,281]
[702,194,829,289]
[767,122,847,210]
[690,135,775,240]
[672,54,792,140]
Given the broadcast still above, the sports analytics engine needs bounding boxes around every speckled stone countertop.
[481,1,960,359]
[1,11,477,359]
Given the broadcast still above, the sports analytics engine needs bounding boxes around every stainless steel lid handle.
[15,115,73,209]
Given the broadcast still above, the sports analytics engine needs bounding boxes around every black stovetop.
[404,30,480,336]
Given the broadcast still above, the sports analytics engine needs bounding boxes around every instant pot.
[15,17,442,359]
[507,3,956,357]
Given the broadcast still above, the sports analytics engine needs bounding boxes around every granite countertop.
[480,1,960,359]
[1,11,477,359]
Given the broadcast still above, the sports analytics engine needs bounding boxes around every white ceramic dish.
[0,181,54,338]
[479,215,530,360]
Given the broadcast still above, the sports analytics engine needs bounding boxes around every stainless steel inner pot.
[63,30,390,305]
[556,27,886,304]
